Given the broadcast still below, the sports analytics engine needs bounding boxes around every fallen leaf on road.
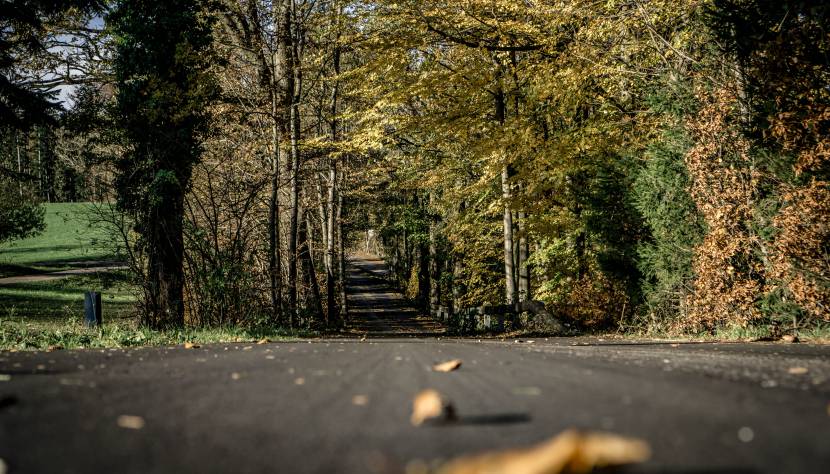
[433,359,462,372]
[781,335,799,343]
[352,395,369,406]
[257,338,270,345]
[411,389,456,426]
[294,377,305,385]
[183,342,200,349]
[117,415,145,430]
[231,372,241,380]
[0,374,10,382]
[788,367,808,375]
[437,429,650,474]
[512,386,542,396]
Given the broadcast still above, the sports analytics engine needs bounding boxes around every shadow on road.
[454,413,532,426]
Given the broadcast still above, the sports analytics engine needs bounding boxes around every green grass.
[0,271,137,321]
[0,319,309,351]
[0,202,119,277]
[0,270,311,350]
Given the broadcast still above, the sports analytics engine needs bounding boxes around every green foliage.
[110,0,219,327]
[0,187,44,245]
[633,128,704,324]
[110,0,218,222]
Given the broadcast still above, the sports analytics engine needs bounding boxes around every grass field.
[0,202,119,277]
[0,271,137,321]
[0,202,132,323]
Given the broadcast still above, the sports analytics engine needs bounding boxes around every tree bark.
[337,190,348,319]
[268,80,283,324]
[280,0,301,327]
[496,80,517,306]
[146,189,185,329]
[518,211,531,301]
[325,30,341,325]
[428,195,440,314]
[299,207,324,323]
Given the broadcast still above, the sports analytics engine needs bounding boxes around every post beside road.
[84,291,102,327]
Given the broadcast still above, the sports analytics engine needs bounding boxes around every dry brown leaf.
[116,415,145,430]
[788,366,808,375]
[433,359,463,372]
[294,377,305,385]
[352,395,369,406]
[183,342,200,349]
[411,389,456,426]
[257,338,270,345]
[437,430,650,474]
[781,335,799,343]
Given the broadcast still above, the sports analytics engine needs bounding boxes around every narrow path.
[344,253,445,337]
[0,262,128,286]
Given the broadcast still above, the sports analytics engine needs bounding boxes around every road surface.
[1,256,828,473]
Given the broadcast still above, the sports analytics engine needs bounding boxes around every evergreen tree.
[110,0,218,328]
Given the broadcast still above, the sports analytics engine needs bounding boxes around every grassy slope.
[0,271,137,321]
[0,202,118,276]
[0,202,135,326]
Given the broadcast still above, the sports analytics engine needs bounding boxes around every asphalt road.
[1,257,828,473]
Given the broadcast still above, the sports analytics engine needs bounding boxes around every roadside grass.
[0,202,119,277]
[0,318,310,351]
[712,323,830,344]
[0,271,137,321]
[0,270,310,350]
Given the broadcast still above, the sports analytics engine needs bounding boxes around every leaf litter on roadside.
[436,429,650,474]
[433,359,462,372]
[411,389,456,426]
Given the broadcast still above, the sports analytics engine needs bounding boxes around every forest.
[2,0,828,338]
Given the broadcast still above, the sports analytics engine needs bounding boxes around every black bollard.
[84,291,102,327]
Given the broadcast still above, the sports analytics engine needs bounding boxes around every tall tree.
[110,0,218,328]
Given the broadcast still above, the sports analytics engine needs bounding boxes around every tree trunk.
[428,197,440,314]
[282,0,301,327]
[268,84,283,324]
[299,207,324,324]
[495,66,517,306]
[518,211,531,301]
[337,190,348,319]
[418,242,430,307]
[325,35,341,325]
[146,189,185,329]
